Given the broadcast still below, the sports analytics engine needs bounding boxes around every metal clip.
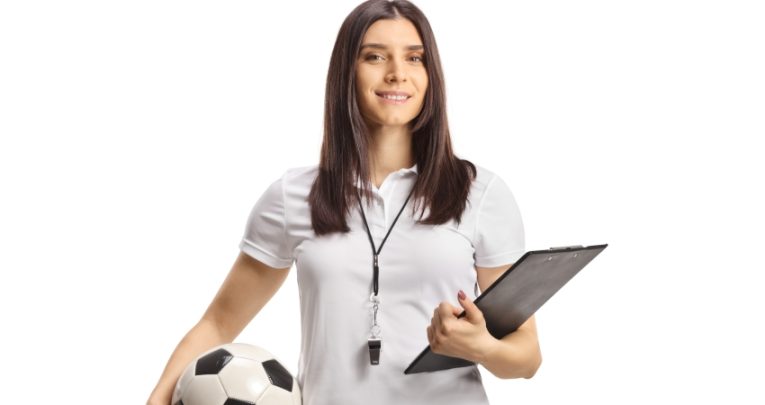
[369,292,381,304]
[370,293,381,338]
[549,245,584,250]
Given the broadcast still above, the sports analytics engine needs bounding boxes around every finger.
[435,305,451,335]
[427,325,438,353]
[438,302,454,319]
[432,307,441,333]
[457,291,484,323]
[429,311,437,341]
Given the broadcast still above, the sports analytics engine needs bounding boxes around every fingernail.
[458,290,466,300]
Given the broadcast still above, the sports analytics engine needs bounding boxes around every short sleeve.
[473,174,526,268]
[238,174,295,269]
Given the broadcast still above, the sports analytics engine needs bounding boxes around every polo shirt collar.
[402,162,418,175]
[355,163,418,189]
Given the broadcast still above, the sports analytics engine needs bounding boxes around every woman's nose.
[385,59,407,83]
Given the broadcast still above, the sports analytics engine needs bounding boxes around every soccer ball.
[172,342,302,405]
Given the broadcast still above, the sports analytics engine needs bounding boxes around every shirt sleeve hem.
[239,239,293,269]
[474,250,525,268]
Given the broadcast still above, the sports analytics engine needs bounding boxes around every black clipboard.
[404,243,608,374]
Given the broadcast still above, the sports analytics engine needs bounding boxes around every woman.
[147,1,541,404]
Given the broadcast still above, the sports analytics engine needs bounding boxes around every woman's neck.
[368,125,415,188]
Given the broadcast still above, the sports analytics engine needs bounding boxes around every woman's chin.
[375,116,415,127]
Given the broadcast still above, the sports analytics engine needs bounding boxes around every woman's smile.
[376,92,411,105]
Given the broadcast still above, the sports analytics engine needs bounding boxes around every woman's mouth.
[376,93,411,105]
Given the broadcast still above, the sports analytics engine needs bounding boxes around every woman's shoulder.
[275,164,320,198]
[469,162,501,195]
[282,164,319,182]
[466,162,523,209]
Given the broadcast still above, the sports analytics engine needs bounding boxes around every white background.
[1,0,763,403]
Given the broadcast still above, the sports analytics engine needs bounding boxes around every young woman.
[147,1,541,404]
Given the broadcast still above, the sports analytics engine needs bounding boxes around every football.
[172,342,302,405]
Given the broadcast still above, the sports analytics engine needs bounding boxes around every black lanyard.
[357,186,416,295]
[357,185,416,365]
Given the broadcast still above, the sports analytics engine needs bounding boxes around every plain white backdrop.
[1,0,763,403]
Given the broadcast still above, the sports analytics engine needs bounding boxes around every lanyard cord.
[357,185,416,296]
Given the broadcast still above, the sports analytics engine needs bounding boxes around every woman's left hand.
[426,289,498,363]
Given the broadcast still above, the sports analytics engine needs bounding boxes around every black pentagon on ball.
[262,359,294,392]
[195,348,234,375]
[173,401,183,405]
[223,399,256,405]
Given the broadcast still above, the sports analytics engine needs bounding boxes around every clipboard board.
[404,243,608,374]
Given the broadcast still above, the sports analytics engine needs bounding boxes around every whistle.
[368,337,381,365]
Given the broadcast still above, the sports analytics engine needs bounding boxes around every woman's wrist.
[475,332,501,365]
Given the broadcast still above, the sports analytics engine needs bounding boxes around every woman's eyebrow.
[360,43,424,51]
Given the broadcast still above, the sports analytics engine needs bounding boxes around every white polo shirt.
[239,162,525,405]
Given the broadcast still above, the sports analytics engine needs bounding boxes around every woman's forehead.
[361,18,423,45]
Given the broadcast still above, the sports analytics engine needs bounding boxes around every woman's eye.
[363,54,423,63]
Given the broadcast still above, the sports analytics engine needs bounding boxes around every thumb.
[457,289,483,323]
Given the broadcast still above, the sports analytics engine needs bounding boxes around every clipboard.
[404,243,608,374]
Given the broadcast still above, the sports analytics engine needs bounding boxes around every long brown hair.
[309,0,477,236]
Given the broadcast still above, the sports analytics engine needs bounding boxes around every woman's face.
[355,18,428,130]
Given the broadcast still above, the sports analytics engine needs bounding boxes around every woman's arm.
[146,251,291,405]
[475,263,542,379]
[146,319,229,405]
[477,315,542,379]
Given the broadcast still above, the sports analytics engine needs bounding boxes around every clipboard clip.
[549,245,583,250]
